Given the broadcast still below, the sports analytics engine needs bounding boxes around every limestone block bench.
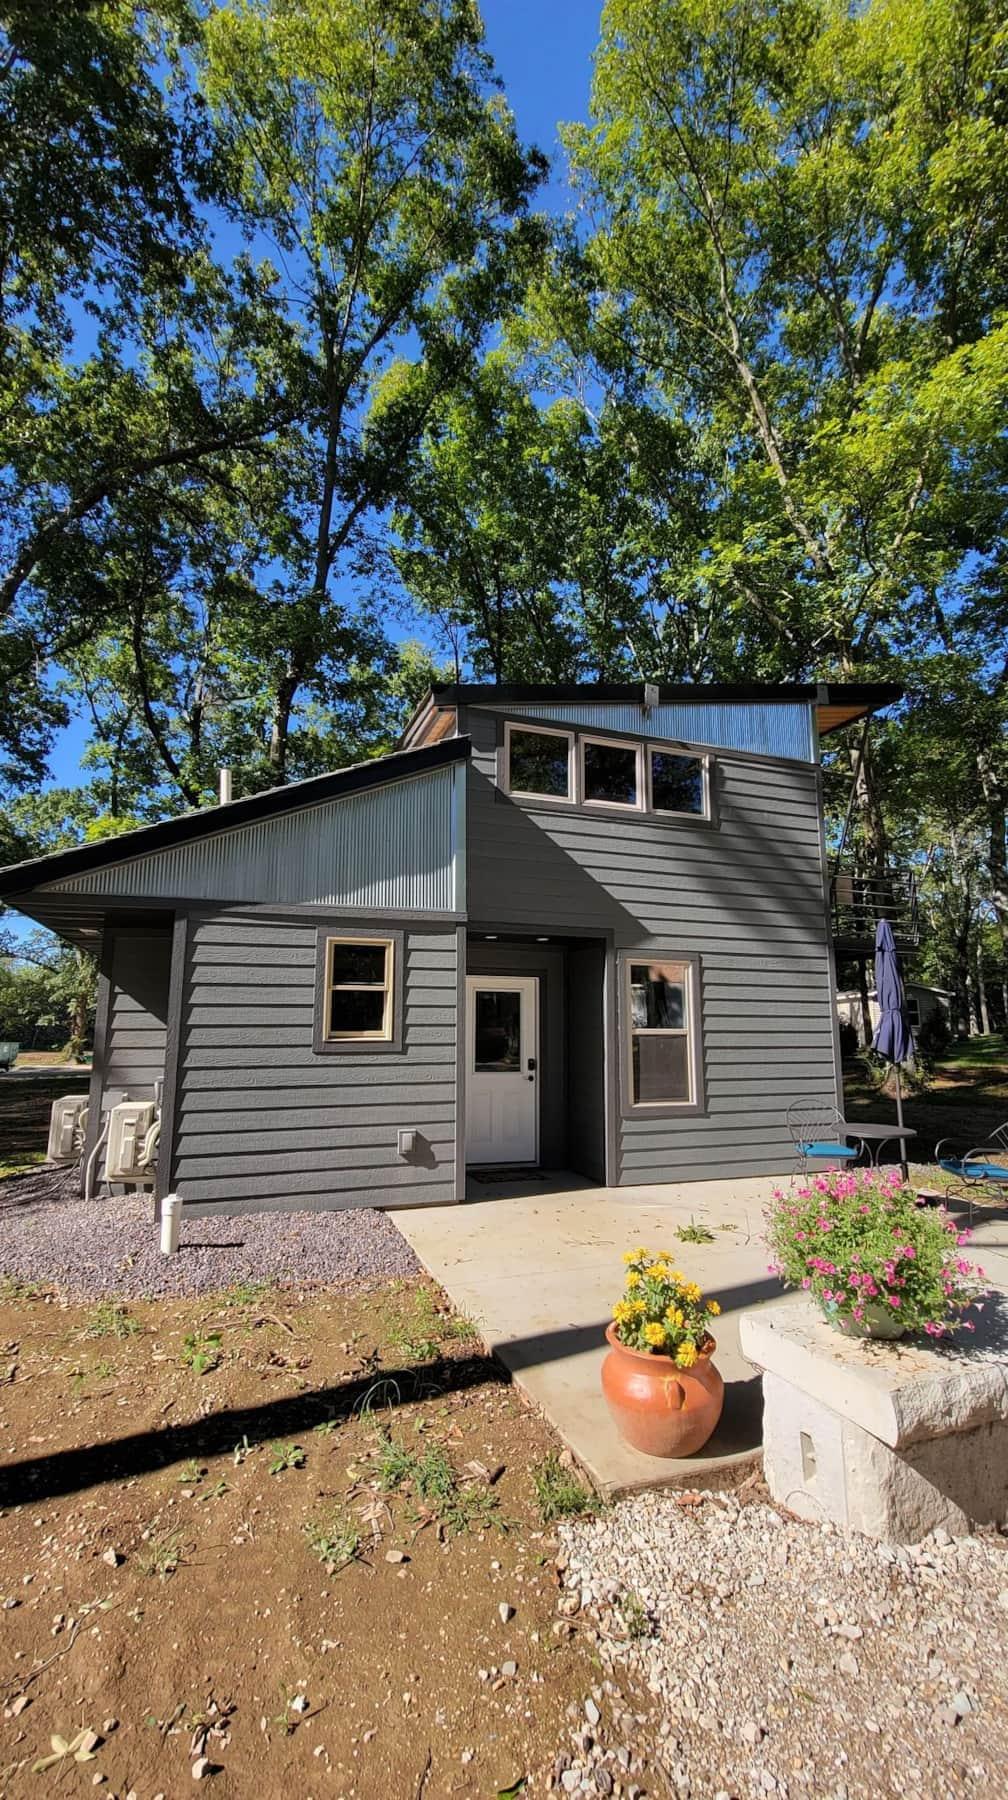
[739,1298,1008,1542]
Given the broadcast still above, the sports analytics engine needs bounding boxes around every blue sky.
[44,0,605,793]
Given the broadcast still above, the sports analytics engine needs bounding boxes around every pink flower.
[888,1295,900,1308]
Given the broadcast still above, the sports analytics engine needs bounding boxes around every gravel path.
[0,1166,419,1298]
[550,1490,1008,1799]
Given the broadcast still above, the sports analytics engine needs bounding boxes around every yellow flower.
[665,1306,685,1329]
[643,1321,667,1348]
[612,1301,634,1324]
[682,1282,702,1304]
[706,1299,721,1316]
[675,1340,698,1370]
[650,1261,671,1281]
[625,1270,642,1289]
[622,1251,637,1265]
[630,1299,647,1316]
[671,1270,686,1284]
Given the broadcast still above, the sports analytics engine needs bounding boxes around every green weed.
[375,1428,501,1537]
[620,1590,653,1641]
[137,1528,184,1582]
[0,1276,41,1300]
[268,1441,305,1475]
[224,1277,275,1309]
[181,1331,222,1375]
[304,1506,362,1574]
[85,1301,140,1340]
[675,1217,716,1244]
[177,1459,205,1484]
[532,1452,594,1524]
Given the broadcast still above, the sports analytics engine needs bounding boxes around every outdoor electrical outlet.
[397,1129,417,1157]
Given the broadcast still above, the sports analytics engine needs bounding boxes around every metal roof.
[0,737,470,901]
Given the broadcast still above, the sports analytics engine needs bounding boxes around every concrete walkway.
[391,1171,790,1497]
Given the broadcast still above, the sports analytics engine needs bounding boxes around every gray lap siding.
[463,707,837,1183]
[171,913,459,1214]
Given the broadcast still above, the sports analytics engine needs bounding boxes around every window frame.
[646,745,711,821]
[579,734,646,812]
[502,721,576,806]
[313,927,404,1054]
[619,951,705,1118]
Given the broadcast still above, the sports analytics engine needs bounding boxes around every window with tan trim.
[624,956,703,1111]
[503,722,575,802]
[322,935,394,1041]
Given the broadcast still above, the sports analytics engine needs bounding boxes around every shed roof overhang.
[400,681,902,749]
[0,736,471,950]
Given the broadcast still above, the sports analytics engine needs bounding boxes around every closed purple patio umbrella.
[872,918,914,1180]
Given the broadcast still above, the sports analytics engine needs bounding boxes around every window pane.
[629,963,686,1029]
[632,1033,691,1104]
[475,990,521,1071]
[650,751,706,815]
[508,729,570,798]
[329,941,387,986]
[584,740,639,805]
[330,988,386,1035]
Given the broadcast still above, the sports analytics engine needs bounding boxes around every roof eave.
[0,736,470,902]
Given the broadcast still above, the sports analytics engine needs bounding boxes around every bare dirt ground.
[0,1276,650,1800]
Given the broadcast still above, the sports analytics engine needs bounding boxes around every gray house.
[0,682,897,1214]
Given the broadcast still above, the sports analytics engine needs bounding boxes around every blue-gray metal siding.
[43,764,464,913]
[171,913,458,1214]
[463,708,835,1183]
[488,699,815,762]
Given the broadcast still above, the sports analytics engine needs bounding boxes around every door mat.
[467,1166,548,1184]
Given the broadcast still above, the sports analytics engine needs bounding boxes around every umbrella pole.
[895,1065,909,1184]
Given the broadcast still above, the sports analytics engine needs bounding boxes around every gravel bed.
[549,1490,1008,1799]
[0,1166,419,1298]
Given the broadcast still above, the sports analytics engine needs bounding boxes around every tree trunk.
[977,947,991,1035]
[856,958,873,1047]
[68,956,90,1062]
[977,750,1008,1012]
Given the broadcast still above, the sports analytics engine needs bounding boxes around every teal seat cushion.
[801,1141,858,1159]
[939,1158,1008,1182]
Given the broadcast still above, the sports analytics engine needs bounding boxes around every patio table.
[841,1120,917,1167]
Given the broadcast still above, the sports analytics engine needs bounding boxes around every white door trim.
[464,975,539,1165]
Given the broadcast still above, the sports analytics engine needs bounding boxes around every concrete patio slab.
[391,1171,791,1497]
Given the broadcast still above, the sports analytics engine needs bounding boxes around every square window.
[506,726,572,800]
[582,738,641,807]
[649,749,707,817]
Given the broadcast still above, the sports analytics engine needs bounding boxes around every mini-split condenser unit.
[46,1094,89,1164]
[105,1099,159,1184]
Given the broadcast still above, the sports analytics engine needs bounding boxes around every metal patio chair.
[786,1100,860,1181]
[935,1121,1008,1224]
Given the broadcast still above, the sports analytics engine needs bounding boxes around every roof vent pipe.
[219,767,233,806]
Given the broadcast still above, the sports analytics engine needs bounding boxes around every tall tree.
[198,0,548,777]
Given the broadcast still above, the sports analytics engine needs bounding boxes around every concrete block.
[739,1299,1008,1448]
[742,1297,1008,1541]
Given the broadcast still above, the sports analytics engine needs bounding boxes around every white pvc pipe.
[160,1192,183,1255]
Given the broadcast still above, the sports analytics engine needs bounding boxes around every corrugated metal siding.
[491,700,815,762]
[44,765,463,912]
[171,914,458,1214]
[464,710,835,1184]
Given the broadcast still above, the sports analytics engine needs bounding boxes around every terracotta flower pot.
[600,1324,724,1459]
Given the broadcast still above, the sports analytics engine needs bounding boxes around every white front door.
[465,976,539,1165]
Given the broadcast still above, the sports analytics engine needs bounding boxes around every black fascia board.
[427,680,903,709]
[0,736,471,900]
